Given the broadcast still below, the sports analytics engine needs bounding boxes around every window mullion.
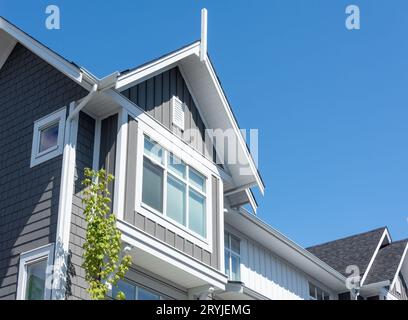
[185,167,189,228]
[163,150,168,217]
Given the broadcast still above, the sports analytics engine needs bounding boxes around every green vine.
[81,168,132,300]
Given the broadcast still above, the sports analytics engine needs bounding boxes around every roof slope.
[307,227,386,277]
[364,239,408,285]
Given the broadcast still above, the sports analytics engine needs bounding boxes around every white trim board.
[118,219,227,290]
[390,242,408,291]
[360,228,391,286]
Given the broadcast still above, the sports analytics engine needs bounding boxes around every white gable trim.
[360,228,391,286]
[116,42,201,91]
[0,17,94,90]
[390,242,408,291]
[116,43,264,194]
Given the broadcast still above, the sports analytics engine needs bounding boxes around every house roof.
[307,227,388,277]
[0,16,264,196]
[364,239,408,285]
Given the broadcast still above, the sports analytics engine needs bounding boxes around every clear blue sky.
[2,0,408,246]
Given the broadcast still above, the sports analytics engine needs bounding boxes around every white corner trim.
[16,243,55,300]
[218,178,225,273]
[360,229,390,286]
[390,242,408,290]
[113,107,128,220]
[30,107,66,168]
[51,102,79,300]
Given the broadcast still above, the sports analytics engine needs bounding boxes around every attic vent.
[172,96,185,130]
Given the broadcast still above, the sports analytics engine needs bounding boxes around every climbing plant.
[81,168,132,300]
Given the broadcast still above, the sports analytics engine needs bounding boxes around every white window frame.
[30,107,66,167]
[16,243,55,300]
[111,279,167,300]
[134,121,213,252]
[224,232,241,281]
[308,282,330,300]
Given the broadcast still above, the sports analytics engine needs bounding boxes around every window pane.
[189,168,205,192]
[309,283,316,299]
[316,287,323,300]
[39,123,59,153]
[230,235,240,254]
[138,287,160,300]
[231,254,240,281]
[168,154,186,178]
[224,233,230,249]
[224,251,230,277]
[112,280,135,300]
[142,158,163,212]
[25,259,47,300]
[188,190,206,237]
[166,175,186,225]
[144,136,163,163]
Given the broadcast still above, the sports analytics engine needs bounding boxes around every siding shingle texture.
[0,43,87,300]
[307,227,386,277]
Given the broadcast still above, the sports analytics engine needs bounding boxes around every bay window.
[141,135,207,238]
[225,232,241,281]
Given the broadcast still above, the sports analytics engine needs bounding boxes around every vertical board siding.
[67,112,95,300]
[121,67,214,159]
[240,236,310,300]
[0,44,87,300]
[123,117,220,270]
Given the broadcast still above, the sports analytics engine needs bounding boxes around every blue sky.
[2,0,408,246]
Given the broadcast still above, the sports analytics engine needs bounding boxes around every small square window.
[31,108,66,167]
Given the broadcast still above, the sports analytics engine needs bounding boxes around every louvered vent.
[172,96,185,130]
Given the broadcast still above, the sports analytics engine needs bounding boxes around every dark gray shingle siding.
[0,43,87,300]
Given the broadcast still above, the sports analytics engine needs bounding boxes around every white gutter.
[237,207,347,284]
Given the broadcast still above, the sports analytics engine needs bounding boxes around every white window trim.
[134,121,213,252]
[224,232,241,281]
[16,243,55,300]
[30,107,66,167]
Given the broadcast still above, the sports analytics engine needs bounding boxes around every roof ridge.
[307,226,387,249]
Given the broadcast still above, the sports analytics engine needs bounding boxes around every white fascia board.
[116,42,201,91]
[118,219,228,290]
[360,228,390,286]
[0,31,16,71]
[0,17,94,91]
[234,208,346,286]
[390,242,408,290]
[203,56,265,195]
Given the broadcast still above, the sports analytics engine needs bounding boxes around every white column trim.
[52,102,79,300]
[113,107,128,220]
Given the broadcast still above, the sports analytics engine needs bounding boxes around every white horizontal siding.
[240,237,309,300]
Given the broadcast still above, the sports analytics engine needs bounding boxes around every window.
[308,282,330,300]
[141,135,207,238]
[17,244,54,300]
[31,108,66,167]
[111,280,164,300]
[225,232,241,281]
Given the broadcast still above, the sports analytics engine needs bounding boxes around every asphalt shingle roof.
[307,227,387,277]
[364,239,408,285]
